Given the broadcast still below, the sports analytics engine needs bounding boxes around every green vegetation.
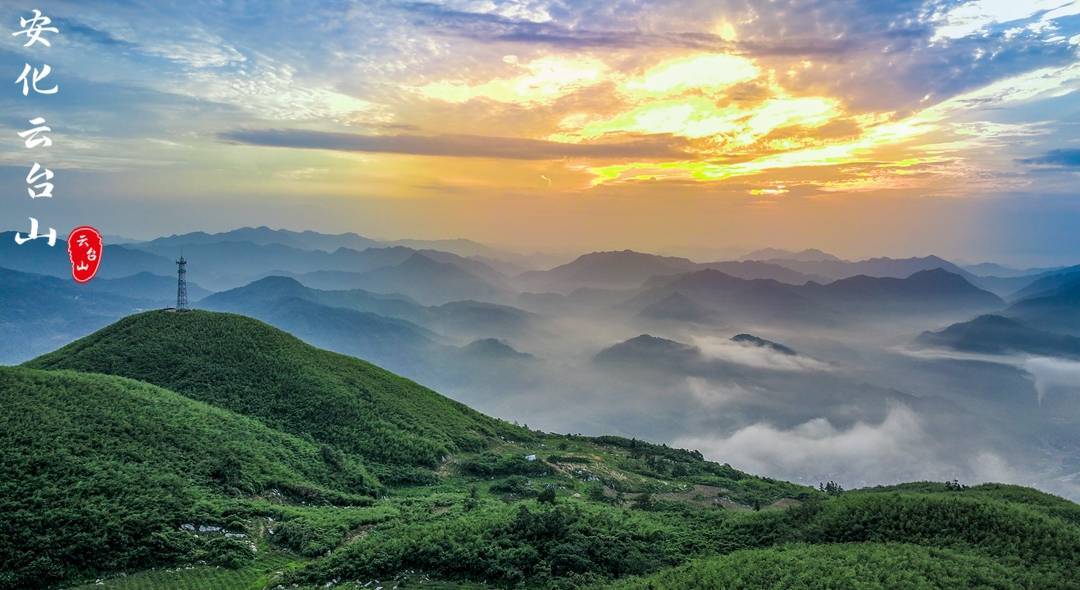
[66,551,302,590]
[2,310,1076,590]
[284,485,1080,589]
[458,452,554,477]
[0,367,375,589]
[608,543,1031,590]
[296,500,680,588]
[27,310,528,481]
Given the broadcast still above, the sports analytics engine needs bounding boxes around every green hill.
[26,310,527,482]
[0,366,377,589]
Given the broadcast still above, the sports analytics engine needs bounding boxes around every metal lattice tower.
[176,255,188,311]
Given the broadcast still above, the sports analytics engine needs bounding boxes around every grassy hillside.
[11,310,1079,590]
[605,485,1080,589]
[26,310,527,481]
[607,543,1030,589]
[0,366,377,589]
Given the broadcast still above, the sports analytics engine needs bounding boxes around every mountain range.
[623,267,1002,328]
[517,250,821,292]
[141,225,514,260]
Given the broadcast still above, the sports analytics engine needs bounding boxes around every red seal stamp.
[67,226,103,283]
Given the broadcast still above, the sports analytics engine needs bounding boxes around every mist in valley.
[412,293,1080,501]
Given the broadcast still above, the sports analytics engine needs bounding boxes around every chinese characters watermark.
[10,9,100,281]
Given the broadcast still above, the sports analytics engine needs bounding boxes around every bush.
[200,536,254,568]
[459,453,553,477]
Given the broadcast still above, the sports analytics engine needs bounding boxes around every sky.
[2,0,1080,263]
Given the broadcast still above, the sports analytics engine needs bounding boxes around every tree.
[944,479,966,491]
[818,481,844,496]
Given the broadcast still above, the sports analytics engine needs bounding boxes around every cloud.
[415,55,611,105]
[691,335,832,372]
[398,1,864,55]
[931,0,1080,41]
[1018,148,1080,167]
[1023,356,1080,403]
[219,128,689,160]
[53,18,138,50]
[675,404,1022,487]
[685,376,755,407]
[676,405,936,482]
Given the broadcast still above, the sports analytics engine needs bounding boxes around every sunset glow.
[4,0,1079,259]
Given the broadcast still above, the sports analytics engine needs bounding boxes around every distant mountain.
[518,250,818,293]
[1005,278,1080,336]
[384,237,505,259]
[429,300,536,339]
[461,338,535,361]
[962,262,1064,279]
[200,284,443,375]
[637,292,718,324]
[1010,265,1080,300]
[88,271,211,305]
[138,226,382,252]
[741,248,841,262]
[519,250,697,292]
[917,315,1080,359]
[799,269,1004,316]
[136,227,526,271]
[698,260,820,284]
[127,238,507,294]
[764,254,973,282]
[353,253,509,305]
[413,249,507,284]
[271,267,406,291]
[200,275,424,320]
[593,334,701,368]
[627,269,839,327]
[627,268,1000,327]
[515,286,637,315]
[731,333,796,356]
[0,267,151,363]
[469,254,529,277]
[128,241,411,289]
[0,231,173,280]
[203,276,533,342]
